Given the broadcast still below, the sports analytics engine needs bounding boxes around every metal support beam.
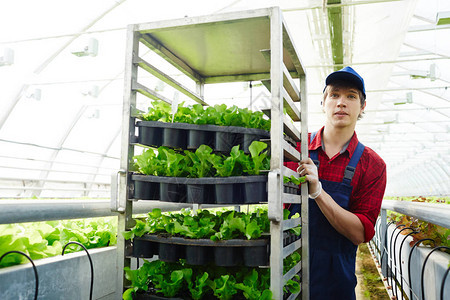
[327,0,344,70]
[269,7,285,300]
[299,73,309,300]
[381,200,450,229]
[0,199,200,225]
[115,24,139,298]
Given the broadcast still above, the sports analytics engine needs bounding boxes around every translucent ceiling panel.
[0,0,448,197]
[0,142,55,181]
[0,38,72,119]
[374,0,450,196]
[39,31,127,84]
[48,150,113,184]
[62,104,122,154]
[54,149,117,172]
[1,86,91,153]
[92,0,236,31]
[1,0,122,39]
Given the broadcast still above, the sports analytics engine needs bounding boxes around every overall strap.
[309,132,320,169]
[342,142,365,185]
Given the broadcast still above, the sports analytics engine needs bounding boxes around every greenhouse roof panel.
[0,0,448,197]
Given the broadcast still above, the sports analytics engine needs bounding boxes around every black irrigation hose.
[375,218,384,260]
[441,265,450,300]
[62,241,94,300]
[0,250,39,300]
[389,224,405,290]
[408,238,436,300]
[397,228,418,300]
[421,246,450,300]
[373,218,379,246]
[376,217,382,242]
[375,217,382,256]
[370,218,382,260]
[392,226,410,300]
[380,221,395,280]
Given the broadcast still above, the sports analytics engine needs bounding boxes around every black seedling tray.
[134,291,247,300]
[131,174,268,204]
[132,234,270,267]
[135,121,270,153]
[134,291,184,300]
[284,182,300,195]
[283,231,301,247]
[284,134,298,149]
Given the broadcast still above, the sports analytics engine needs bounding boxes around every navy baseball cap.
[324,66,366,98]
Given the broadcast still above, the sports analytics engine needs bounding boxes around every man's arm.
[314,191,365,245]
[349,154,387,242]
[298,157,365,245]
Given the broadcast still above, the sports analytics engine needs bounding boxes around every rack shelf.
[113,7,309,300]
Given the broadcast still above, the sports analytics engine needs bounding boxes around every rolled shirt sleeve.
[349,149,387,242]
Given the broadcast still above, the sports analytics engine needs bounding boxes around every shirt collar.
[309,127,323,151]
[309,126,359,157]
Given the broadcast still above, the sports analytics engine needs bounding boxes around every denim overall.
[289,132,365,300]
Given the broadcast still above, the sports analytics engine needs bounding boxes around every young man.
[288,66,387,299]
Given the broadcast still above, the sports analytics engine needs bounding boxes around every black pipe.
[388,224,405,291]
[380,221,395,280]
[397,228,418,300]
[62,241,94,300]
[421,246,450,300]
[441,265,450,300]
[0,250,39,300]
[375,217,382,257]
[392,226,410,300]
[408,238,435,300]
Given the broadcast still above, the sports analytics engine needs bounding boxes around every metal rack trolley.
[111,7,309,300]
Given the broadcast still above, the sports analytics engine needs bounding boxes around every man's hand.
[297,159,365,245]
[297,158,321,197]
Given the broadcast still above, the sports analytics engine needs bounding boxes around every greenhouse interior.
[0,0,449,299]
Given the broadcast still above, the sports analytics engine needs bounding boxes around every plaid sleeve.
[284,161,298,171]
[350,149,387,242]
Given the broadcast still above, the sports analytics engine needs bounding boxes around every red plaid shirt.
[285,126,386,242]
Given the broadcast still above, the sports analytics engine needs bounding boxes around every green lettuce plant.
[235,269,273,300]
[283,274,301,295]
[138,101,271,131]
[133,141,270,178]
[140,101,173,122]
[123,259,273,300]
[0,217,117,269]
[124,208,270,241]
[184,145,218,178]
[122,255,302,299]
[283,209,302,237]
[210,145,245,177]
[241,141,270,175]
[133,148,161,176]
[283,175,306,186]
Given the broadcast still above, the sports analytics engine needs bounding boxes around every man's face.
[323,85,366,129]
